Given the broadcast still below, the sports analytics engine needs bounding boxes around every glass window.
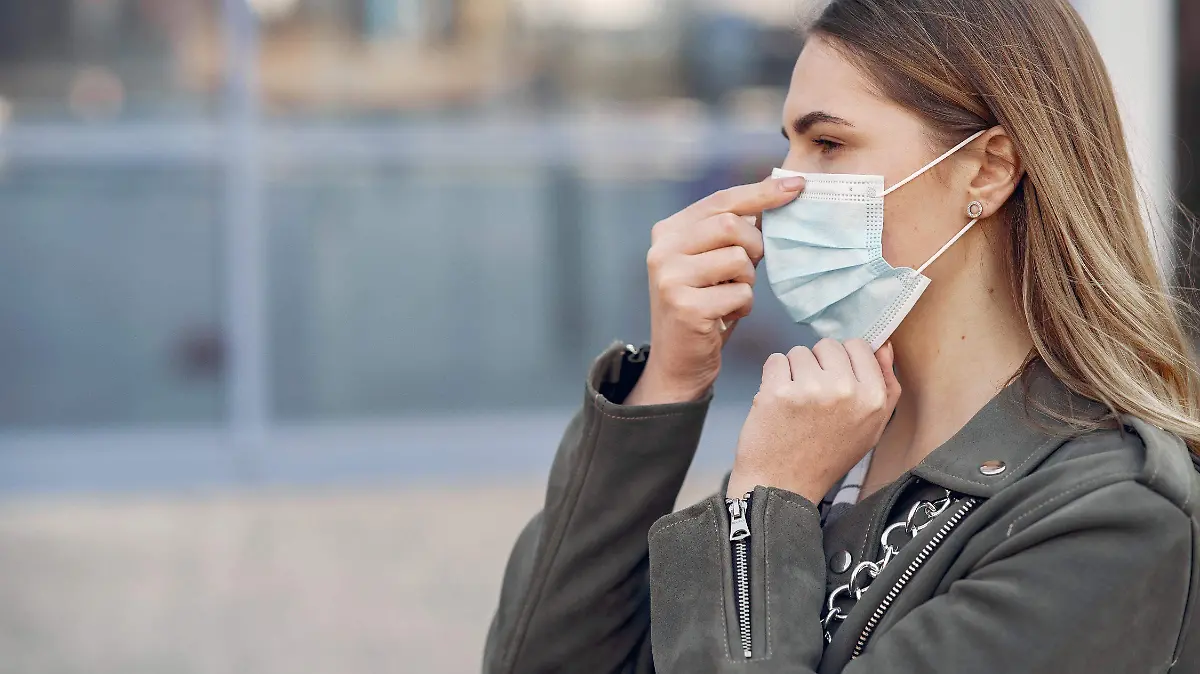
[267,161,568,418]
[0,163,224,428]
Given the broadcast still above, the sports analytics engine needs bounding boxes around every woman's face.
[779,37,976,274]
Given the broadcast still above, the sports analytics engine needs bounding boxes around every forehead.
[782,37,925,137]
[783,37,878,119]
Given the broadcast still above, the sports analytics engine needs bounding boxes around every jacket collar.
[911,360,1112,498]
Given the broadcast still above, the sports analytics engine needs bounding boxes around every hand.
[726,339,902,502]
[625,176,806,405]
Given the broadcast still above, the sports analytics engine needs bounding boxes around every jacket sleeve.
[646,480,1192,673]
[483,343,713,674]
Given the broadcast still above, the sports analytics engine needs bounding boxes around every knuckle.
[814,338,840,351]
[788,345,811,359]
[646,246,667,272]
[798,380,823,400]
[652,266,677,292]
[863,389,886,410]
[719,212,741,233]
[738,292,755,315]
[760,384,788,403]
[747,229,765,253]
[650,219,670,243]
[777,386,805,406]
[660,282,686,308]
[816,392,840,409]
[741,259,757,280]
[673,289,700,315]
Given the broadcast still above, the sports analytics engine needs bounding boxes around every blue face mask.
[761,130,986,350]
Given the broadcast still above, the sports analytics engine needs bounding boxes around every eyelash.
[812,138,843,155]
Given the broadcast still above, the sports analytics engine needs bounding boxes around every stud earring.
[967,201,985,219]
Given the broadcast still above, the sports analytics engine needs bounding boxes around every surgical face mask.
[761,130,986,350]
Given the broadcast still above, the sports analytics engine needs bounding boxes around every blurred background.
[0,0,1193,671]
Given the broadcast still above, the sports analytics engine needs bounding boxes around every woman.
[484,1,1200,672]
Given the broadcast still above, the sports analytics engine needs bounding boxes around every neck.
[879,234,1034,470]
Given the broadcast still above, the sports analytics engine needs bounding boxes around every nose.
[779,150,820,174]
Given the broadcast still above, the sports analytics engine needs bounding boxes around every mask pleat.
[770,263,886,321]
[764,245,872,281]
[804,270,916,342]
[761,200,873,250]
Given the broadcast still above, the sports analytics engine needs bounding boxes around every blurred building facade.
[0,0,1191,490]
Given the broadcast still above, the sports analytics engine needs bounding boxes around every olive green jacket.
[484,343,1200,673]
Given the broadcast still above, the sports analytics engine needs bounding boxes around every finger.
[812,338,853,378]
[686,282,755,321]
[761,353,791,388]
[674,213,765,262]
[747,214,766,266]
[876,342,903,410]
[785,345,819,380]
[677,176,805,223]
[691,246,755,287]
[844,339,884,388]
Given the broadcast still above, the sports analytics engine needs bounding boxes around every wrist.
[726,470,826,504]
[625,363,711,406]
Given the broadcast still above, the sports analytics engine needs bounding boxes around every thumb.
[876,342,902,410]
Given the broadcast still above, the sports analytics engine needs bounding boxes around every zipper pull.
[727,494,751,541]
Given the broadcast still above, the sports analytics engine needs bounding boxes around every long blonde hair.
[811,0,1200,452]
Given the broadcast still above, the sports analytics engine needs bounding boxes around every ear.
[966,127,1022,219]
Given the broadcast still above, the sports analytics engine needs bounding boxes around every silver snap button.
[979,460,1007,476]
[829,550,853,574]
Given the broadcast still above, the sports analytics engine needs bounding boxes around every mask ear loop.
[916,218,979,274]
[880,129,988,197]
[878,128,989,274]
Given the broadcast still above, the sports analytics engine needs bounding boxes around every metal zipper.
[726,493,753,659]
[852,497,980,657]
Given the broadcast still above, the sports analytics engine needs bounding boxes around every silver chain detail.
[821,489,953,643]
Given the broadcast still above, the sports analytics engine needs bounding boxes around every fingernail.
[778,176,805,192]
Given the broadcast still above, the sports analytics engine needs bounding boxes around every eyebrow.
[782,111,855,139]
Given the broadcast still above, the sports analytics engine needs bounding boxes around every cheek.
[880,198,931,268]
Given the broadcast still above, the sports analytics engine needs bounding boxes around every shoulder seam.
[1005,473,1134,537]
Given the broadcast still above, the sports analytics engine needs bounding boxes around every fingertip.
[762,352,790,381]
[776,176,805,193]
[877,341,894,362]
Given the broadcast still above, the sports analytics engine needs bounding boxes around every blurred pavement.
[0,472,721,674]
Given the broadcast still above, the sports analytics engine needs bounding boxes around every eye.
[812,137,843,155]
